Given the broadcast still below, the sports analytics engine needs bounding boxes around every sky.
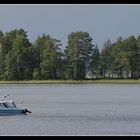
[0,4,140,50]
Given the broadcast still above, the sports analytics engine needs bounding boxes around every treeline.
[0,28,140,80]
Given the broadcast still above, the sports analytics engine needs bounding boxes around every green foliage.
[100,39,113,78]
[35,34,63,80]
[89,44,100,79]
[64,31,94,80]
[0,28,140,80]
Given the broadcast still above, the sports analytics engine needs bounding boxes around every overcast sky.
[0,4,140,50]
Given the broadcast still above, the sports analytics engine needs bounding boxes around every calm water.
[0,84,140,135]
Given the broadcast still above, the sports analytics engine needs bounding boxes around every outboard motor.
[26,109,32,113]
[21,109,32,114]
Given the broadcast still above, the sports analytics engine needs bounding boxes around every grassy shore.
[0,79,140,84]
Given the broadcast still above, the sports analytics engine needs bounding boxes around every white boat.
[0,100,31,115]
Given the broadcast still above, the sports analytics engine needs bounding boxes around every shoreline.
[0,79,140,84]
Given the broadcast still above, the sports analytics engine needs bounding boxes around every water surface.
[0,84,139,135]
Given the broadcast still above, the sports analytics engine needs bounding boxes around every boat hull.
[0,108,29,115]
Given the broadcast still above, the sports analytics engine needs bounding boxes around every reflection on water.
[0,84,140,135]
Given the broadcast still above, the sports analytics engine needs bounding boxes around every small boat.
[0,100,31,115]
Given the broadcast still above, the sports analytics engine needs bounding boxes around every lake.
[0,84,140,136]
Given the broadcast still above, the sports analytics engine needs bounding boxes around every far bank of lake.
[0,79,140,84]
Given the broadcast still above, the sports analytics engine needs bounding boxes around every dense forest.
[0,28,140,80]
